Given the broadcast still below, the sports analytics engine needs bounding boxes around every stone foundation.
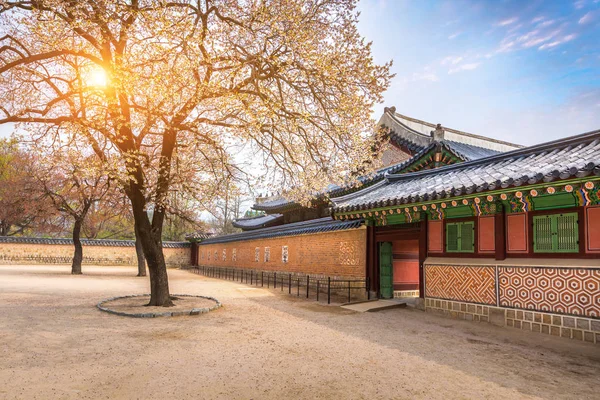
[394,290,419,298]
[425,298,599,344]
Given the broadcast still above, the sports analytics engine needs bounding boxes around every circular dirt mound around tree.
[97,294,221,318]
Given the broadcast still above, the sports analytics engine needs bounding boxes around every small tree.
[0,1,391,305]
[35,146,112,274]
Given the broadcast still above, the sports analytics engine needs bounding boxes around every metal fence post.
[348,280,351,303]
[297,278,300,297]
[261,271,264,287]
[328,277,331,304]
[288,274,291,294]
[317,280,320,302]
[306,275,310,298]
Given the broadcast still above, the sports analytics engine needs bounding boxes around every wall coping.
[424,257,600,269]
[0,236,190,248]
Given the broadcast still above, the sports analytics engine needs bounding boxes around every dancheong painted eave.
[332,128,600,214]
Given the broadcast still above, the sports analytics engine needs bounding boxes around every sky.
[357,0,600,145]
[2,0,598,146]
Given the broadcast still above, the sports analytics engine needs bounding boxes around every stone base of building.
[425,298,600,345]
[394,290,419,298]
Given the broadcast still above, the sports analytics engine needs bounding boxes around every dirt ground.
[0,265,598,400]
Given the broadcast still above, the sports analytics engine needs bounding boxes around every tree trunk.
[71,218,83,275]
[129,197,173,306]
[134,222,146,277]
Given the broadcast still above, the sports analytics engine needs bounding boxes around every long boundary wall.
[0,237,191,268]
[198,227,367,278]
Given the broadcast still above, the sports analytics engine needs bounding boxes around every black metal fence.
[190,265,370,304]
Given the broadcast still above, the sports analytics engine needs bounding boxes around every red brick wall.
[198,227,367,278]
[381,144,411,168]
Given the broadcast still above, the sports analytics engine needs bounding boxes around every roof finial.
[431,123,445,141]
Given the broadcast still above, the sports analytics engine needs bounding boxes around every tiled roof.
[333,129,600,212]
[252,197,300,212]
[200,217,363,245]
[232,213,284,230]
[382,108,522,152]
[0,236,191,248]
[442,140,502,161]
[252,109,518,207]
[326,140,501,199]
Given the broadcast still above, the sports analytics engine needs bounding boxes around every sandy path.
[0,265,598,399]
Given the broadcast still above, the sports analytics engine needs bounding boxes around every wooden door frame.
[367,222,426,298]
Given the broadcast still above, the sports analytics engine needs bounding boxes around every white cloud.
[538,34,577,50]
[448,32,461,40]
[412,71,439,82]
[496,17,518,26]
[531,16,545,23]
[448,63,480,74]
[538,19,556,27]
[579,12,594,24]
[574,0,586,9]
[441,56,463,65]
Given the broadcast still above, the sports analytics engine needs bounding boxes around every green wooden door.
[379,242,393,299]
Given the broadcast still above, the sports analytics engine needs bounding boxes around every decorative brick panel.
[428,220,443,253]
[478,216,495,253]
[586,206,600,252]
[507,213,528,253]
[425,265,497,305]
[499,267,600,318]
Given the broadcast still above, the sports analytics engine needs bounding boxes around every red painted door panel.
[391,239,419,291]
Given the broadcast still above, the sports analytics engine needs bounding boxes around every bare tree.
[0,0,391,306]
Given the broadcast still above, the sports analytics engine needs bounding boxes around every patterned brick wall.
[0,243,190,267]
[498,267,600,318]
[198,228,367,278]
[425,265,497,305]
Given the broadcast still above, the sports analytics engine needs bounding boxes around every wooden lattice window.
[446,221,475,253]
[533,212,579,253]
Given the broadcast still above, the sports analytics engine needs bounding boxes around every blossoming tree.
[0,0,392,306]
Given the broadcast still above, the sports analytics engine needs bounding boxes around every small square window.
[282,246,289,263]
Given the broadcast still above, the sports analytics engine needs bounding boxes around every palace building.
[192,107,600,344]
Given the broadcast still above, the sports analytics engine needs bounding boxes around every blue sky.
[358,0,600,145]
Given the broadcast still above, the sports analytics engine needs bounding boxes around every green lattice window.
[446,221,474,253]
[533,212,579,253]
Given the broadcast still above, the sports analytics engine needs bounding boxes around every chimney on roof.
[431,123,444,141]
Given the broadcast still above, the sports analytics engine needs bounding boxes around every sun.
[87,68,108,87]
